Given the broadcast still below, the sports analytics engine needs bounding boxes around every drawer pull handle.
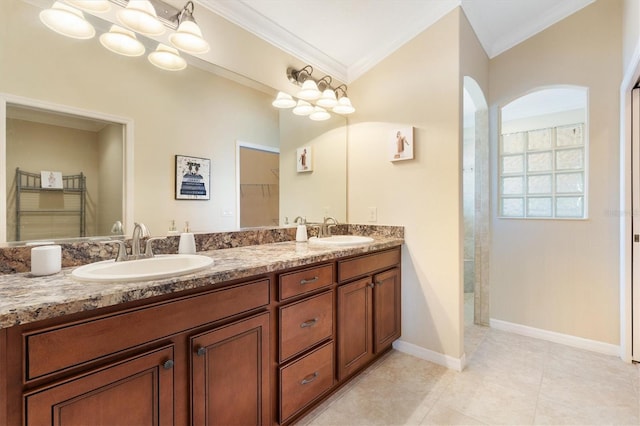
[300,318,318,328]
[300,276,319,285]
[196,347,207,357]
[300,371,319,385]
[162,359,174,370]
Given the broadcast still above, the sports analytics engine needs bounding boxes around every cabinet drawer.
[338,248,400,282]
[279,263,333,301]
[25,279,270,381]
[280,341,334,423]
[279,291,333,362]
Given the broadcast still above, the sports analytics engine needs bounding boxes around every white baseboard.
[393,340,466,371]
[490,318,620,357]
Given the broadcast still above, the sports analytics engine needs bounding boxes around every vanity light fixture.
[168,1,210,54]
[273,65,356,121]
[117,0,165,36]
[39,1,96,40]
[100,25,145,56]
[65,0,111,13]
[38,0,211,73]
[148,43,187,71]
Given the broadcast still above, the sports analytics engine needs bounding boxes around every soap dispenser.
[295,217,308,242]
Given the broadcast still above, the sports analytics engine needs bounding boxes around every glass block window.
[499,123,586,219]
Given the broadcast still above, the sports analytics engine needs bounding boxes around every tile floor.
[295,295,640,425]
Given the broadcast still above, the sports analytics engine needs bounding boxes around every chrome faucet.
[318,216,338,238]
[103,222,164,261]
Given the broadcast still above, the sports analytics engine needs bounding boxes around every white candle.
[31,245,62,276]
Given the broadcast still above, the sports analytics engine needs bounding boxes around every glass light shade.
[65,0,110,13]
[100,25,145,57]
[169,20,210,54]
[117,0,165,36]
[39,2,95,39]
[272,92,296,108]
[333,96,355,114]
[292,100,313,116]
[148,44,187,71]
[317,89,338,108]
[309,106,331,121]
[296,79,321,100]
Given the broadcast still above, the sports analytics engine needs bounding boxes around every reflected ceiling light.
[117,0,165,36]
[100,25,145,57]
[169,1,210,54]
[39,1,95,39]
[272,92,296,108]
[65,0,111,13]
[275,66,356,120]
[148,44,187,71]
[309,106,330,121]
[292,100,313,116]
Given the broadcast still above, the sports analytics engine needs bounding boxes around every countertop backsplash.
[0,225,404,274]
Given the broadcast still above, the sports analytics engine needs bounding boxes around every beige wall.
[1,0,280,236]
[623,0,640,70]
[349,9,474,362]
[279,113,347,224]
[489,0,622,344]
[97,123,124,236]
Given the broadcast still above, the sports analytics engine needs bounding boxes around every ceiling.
[199,0,595,83]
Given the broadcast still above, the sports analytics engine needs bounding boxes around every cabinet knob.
[196,347,207,357]
[368,283,375,288]
[300,276,319,285]
[375,280,383,286]
[300,318,318,328]
[300,371,319,385]
[162,359,174,370]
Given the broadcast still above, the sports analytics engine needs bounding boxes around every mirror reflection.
[1,0,347,245]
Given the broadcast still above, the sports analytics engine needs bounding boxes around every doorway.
[632,85,640,362]
[236,142,279,228]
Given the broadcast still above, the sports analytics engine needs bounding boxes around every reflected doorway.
[237,142,279,228]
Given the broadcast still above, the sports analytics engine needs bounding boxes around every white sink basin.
[71,254,214,282]
[308,235,374,246]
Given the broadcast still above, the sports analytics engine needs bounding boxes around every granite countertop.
[0,237,403,330]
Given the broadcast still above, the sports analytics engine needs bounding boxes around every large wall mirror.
[1,0,347,245]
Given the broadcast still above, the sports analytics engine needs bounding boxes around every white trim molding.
[490,318,619,357]
[393,340,466,372]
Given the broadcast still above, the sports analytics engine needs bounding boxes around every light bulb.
[169,20,210,54]
[309,106,330,121]
[100,25,145,57]
[297,79,321,100]
[333,96,355,114]
[292,100,313,116]
[272,92,296,108]
[117,0,165,36]
[148,44,187,71]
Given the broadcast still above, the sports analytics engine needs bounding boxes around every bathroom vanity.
[0,234,402,425]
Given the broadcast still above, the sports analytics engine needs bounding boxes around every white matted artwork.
[41,171,63,189]
[297,146,312,172]
[175,155,211,200]
[390,127,414,161]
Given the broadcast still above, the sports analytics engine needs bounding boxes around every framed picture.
[41,171,63,189]
[175,155,210,200]
[390,127,414,161]
[297,146,313,172]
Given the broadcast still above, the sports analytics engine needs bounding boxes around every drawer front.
[279,291,333,362]
[338,248,400,282]
[280,341,334,423]
[25,279,270,381]
[279,263,333,301]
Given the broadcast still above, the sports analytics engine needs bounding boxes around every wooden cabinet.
[25,345,175,426]
[337,248,401,381]
[3,244,401,426]
[191,312,270,426]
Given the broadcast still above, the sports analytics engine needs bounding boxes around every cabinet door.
[25,345,175,426]
[373,267,402,353]
[191,312,270,426]
[337,278,373,380]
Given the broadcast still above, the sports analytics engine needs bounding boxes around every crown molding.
[483,0,595,58]
[199,0,349,82]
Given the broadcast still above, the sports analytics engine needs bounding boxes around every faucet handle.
[145,237,165,257]
[102,240,128,262]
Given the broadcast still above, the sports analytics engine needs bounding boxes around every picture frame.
[297,146,313,172]
[41,171,63,189]
[175,155,210,200]
[390,127,414,161]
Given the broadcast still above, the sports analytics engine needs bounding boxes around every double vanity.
[0,226,403,425]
